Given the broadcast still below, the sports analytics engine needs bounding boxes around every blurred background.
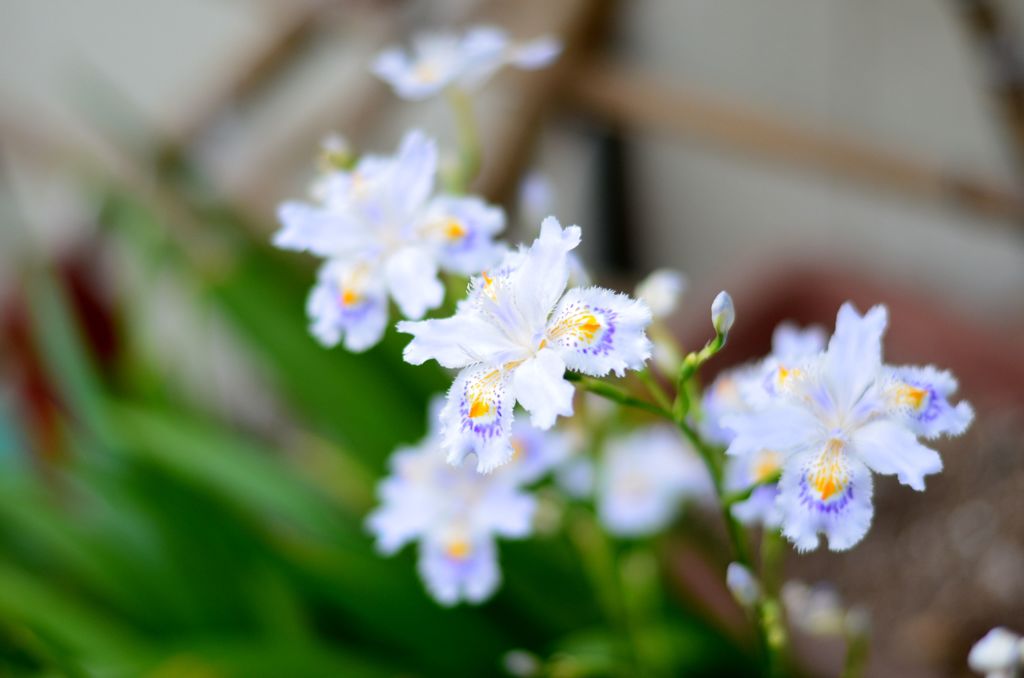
[2,0,1023,676]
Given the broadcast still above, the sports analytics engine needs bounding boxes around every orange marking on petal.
[895,385,928,411]
[810,438,847,501]
[340,289,360,306]
[445,539,471,560]
[444,219,466,239]
[777,365,802,387]
[578,314,602,339]
[469,399,490,419]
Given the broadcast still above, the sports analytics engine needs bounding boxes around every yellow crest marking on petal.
[444,219,466,240]
[810,438,848,501]
[549,309,603,345]
[510,437,524,461]
[895,384,928,411]
[340,289,360,307]
[445,538,472,560]
[578,314,602,340]
[469,399,490,419]
[776,365,803,388]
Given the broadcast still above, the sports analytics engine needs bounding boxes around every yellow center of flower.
[753,450,782,483]
[810,438,847,501]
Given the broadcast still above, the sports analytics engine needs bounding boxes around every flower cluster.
[273,130,505,351]
[274,21,984,674]
[716,303,973,551]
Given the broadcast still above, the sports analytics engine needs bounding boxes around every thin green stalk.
[446,87,481,193]
[841,613,870,678]
[722,472,782,508]
[637,370,672,412]
[566,509,641,676]
[565,373,669,419]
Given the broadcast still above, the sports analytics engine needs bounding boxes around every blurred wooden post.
[570,60,1024,224]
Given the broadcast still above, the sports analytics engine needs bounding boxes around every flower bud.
[726,562,760,607]
[711,291,735,337]
[317,132,354,171]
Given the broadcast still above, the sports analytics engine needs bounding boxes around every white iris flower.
[725,303,973,551]
[597,426,713,537]
[273,130,505,351]
[398,217,652,472]
[703,323,826,528]
[373,25,561,101]
[366,399,536,606]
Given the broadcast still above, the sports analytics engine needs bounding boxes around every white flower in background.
[725,303,973,551]
[366,399,536,606]
[726,562,761,607]
[636,269,687,319]
[969,627,1024,678]
[417,194,506,276]
[703,323,826,528]
[505,419,571,485]
[555,455,595,499]
[273,130,505,351]
[373,25,562,101]
[399,217,652,472]
[781,581,848,636]
[597,426,712,536]
[518,171,553,228]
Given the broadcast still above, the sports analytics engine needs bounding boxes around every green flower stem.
[672,332,724,420]
[446,87,481,194]
[568,319,793,675]
[565,372,669,419]
[567,509,645,676]
[636,369,672,412]
[841,619,870,678]
[722,472,782,508]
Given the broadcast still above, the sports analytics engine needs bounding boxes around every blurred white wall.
[3,0,1023,324]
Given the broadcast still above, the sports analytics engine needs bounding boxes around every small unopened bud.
[318,133,354,171]
[711,291,735,337]
[968,627,1024,676]
[636,269,687,319]
[726,562,760,607]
